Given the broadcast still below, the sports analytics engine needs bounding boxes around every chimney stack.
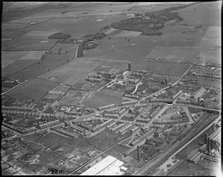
[207,137,211,155]
[128,62,131,71]
[204,133,208,144]
[137,146,140,161]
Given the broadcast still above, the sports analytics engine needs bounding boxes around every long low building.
[81,156,126,175]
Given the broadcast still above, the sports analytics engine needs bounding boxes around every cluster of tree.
[82,41,98,50]
[140,144,159,160]
[44,106,54,114]
[100,24,111,31]
[77,45,83,57]
[81,32,107,42]
[111,3,190,36]
[48,32,71,39]
[57,38,77,44]
[78,32,107,53]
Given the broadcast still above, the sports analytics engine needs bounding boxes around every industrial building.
[193,87,205,100]
[81,156,126,175]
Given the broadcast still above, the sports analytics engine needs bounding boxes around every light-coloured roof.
[81,156,125,175]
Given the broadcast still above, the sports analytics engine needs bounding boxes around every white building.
[81,156,126,175]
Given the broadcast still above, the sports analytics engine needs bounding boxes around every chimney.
[137,146,140,161]
[128,62,131,71]
[204,133,208,144]
[207,137,211,155]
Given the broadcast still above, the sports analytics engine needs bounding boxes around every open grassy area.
[88,129,119,151]
[84,91,122,108]
[145,60,190,77]
[177,1,221,27]
[5,78,58,101]
[2,59,38,78]
[167,160,217,176]
[2,37,57,51]
[38,58,100,86]
[9,47,77,81]
[199,26,221,65]
[146,46,199,61]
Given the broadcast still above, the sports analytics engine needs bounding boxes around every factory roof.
[81,156,125,175]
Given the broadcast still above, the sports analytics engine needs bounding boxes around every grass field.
[2,59,38,78]
[84,91,122,108]
[58,90,84,106]
[199,26,221,65]
[88,129,119,151]
[23,30,58,39]
[114,30,141,37]
[2,60,16,69]
[146,46,199,61]
[50,43,76,56]
[19,51,45,60]
[1,51,43,70]
[5,78,58,101]
[83,23,202,63]
[38,58,100,86]
[9,46,77,81]
[145,60,190,76]
[2,37,57,51]
[25,13,126,39]
[177,1,221,27]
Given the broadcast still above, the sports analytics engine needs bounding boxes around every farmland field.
[2,59,38,78]
[146,46,199,61]
[84,91,122,108]
[145,60,190,76]
[199,26,221,65]
[2,37,58,51]
[24,13,126,39]
[9,45,77,81]
[5,78,58,101]
[50,43,76,56]
[1,1,221,176]
[38,58,100,86]
[177,1,221,27]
